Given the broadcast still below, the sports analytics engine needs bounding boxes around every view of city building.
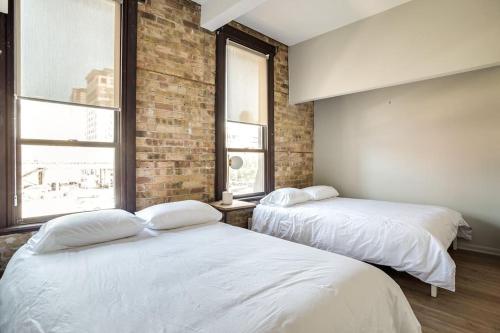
[21,68,117,218]
[71,68,115,141]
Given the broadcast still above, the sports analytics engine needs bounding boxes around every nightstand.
[209,200,257,229]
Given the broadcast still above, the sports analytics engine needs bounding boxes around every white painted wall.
[314,67,500,254]
[289,0,500,104]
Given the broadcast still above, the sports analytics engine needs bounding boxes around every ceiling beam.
[200,0,269,31]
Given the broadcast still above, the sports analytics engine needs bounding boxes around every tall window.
[216,26,275,200]
[0,0,137,229]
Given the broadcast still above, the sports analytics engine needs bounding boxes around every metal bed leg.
[431,285,438,298]
[453,237,458,250]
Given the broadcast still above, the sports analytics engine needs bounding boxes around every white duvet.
[252,198,472,291]
[0,222,420,333]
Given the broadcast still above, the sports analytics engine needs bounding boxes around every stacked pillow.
[259,185,339,207]
[27,209,145,254]
[259,188,310,207]
[27,200,223,254]
[302,185,340,201]
[27,188,337,254]
[135,200,222,230]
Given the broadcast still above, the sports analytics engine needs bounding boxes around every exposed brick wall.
[0,0,314,272]
[136,0,314,209]
[226,208,254,229]
[135,69,215,208]
[0,232,33,276]
[135,0,217,209]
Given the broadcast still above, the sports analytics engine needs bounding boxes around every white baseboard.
[458,242,500,256]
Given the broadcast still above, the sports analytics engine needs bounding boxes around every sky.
[19,0,117,103]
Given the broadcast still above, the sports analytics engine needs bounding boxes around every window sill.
[0,223,42,236]
[1,209,125,235]
[235,195,265,203]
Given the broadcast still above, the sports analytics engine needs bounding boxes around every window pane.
[226,42,267,125]
[21,145,115,219]
[227,152,264,196]
[20,99,115,142]
[18,0,120,108]
[226,121,263,149]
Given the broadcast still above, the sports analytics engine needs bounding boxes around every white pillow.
[27,209,145,254]
[260,188,310,207]
[136,200,222,230]
[303,185,340,201]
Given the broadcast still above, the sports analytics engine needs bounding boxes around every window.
[215,26,275,200]
[0,0,137,229]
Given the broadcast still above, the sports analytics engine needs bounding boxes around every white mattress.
[252,198,472,291]
[0,222,421,333]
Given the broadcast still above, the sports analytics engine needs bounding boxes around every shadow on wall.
[314,67,500,253]
[459,216,500,254]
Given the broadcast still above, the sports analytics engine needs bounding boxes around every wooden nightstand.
[209,200,257,228]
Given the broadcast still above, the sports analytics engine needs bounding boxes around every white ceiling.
[194,0,412,46]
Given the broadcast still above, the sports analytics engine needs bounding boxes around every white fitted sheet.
[252,198,472,291]
[0,222,420,333]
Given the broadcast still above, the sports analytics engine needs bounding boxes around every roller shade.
[16,0,120,109]
[226,40,268,126]
[0,0,7,13]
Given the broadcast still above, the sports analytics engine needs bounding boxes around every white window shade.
[0,0,8,14]
[17,0,120,108]
[226,41,268,126]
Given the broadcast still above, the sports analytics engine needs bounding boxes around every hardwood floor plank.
[387,250,500,333]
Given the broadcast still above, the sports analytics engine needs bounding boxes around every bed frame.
[430,237,459,297]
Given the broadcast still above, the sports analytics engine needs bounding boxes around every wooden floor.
[384,250,500,333]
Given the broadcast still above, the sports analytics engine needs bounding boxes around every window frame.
[226,120,267,198]
[215,25,276,201]
[0,0,137,234]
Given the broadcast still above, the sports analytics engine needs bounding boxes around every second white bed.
[252,197,472,291]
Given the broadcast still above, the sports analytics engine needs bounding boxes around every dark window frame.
[215,25,276,201]
[0,0,137,234]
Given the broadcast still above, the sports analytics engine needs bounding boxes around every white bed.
[252,198,472,292]
[0,222,420,333]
